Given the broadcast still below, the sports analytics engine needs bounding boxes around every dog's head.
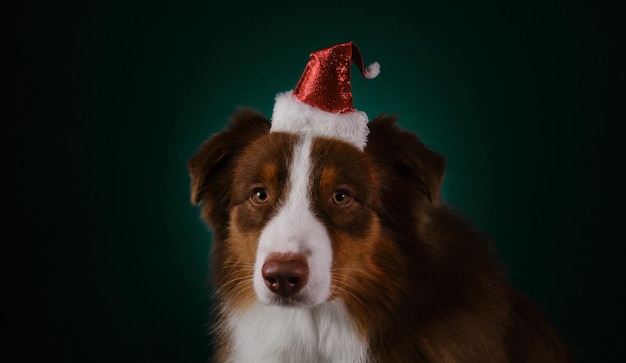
[189,108,445,311]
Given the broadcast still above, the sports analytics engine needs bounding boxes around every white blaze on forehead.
[253,136,333,305]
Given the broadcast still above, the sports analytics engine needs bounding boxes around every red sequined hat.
[271,42,380,150]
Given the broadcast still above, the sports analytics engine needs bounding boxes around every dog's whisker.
[219,263,256,270]
[220,274,254,289]
[331,283,367,311]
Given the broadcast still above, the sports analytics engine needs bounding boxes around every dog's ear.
[366,115,446,207]
[188,108,270,224]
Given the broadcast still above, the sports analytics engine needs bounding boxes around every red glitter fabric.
[293,42,370,114]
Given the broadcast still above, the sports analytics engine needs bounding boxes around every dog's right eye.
[250,188,269,205]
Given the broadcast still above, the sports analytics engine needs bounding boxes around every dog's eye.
[332,190,352,206]
[251,188,269,205]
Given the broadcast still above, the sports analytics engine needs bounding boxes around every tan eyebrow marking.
[320,166,338,192]
[261,162,278,182]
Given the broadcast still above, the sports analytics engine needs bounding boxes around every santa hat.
[270,42,380,150]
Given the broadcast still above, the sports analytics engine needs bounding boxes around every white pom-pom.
[364,61,380,79]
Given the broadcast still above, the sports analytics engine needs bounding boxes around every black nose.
[262,253,309,297]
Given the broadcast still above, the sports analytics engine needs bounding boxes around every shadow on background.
[9,0,624,362]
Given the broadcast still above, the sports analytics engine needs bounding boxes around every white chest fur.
[226,301,369,363]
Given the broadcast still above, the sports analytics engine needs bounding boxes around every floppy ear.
[366,114,446,207]
[188,108,270,227]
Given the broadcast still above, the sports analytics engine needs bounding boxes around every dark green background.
[10,0,624,362]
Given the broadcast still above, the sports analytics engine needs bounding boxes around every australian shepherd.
[188,108,572,362]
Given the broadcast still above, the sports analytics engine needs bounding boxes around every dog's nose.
[262,253,309,297]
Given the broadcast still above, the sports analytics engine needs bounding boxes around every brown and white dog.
[188,43,572,362]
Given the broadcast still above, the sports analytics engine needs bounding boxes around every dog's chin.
[260,294,321,308]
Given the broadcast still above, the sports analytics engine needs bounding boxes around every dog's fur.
[189,108,573,362]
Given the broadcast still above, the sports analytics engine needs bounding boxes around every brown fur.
[189,108,573,362]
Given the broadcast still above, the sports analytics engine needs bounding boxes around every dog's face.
[234,133,378,307]
[189,109,445,312]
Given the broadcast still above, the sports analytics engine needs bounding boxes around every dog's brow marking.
[261,162,278,183]
[320,166,337,193]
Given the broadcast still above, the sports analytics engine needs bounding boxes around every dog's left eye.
[332,190,352,206]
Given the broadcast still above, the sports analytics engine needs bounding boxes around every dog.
[189,42,572,362]
[188,108,572,362]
